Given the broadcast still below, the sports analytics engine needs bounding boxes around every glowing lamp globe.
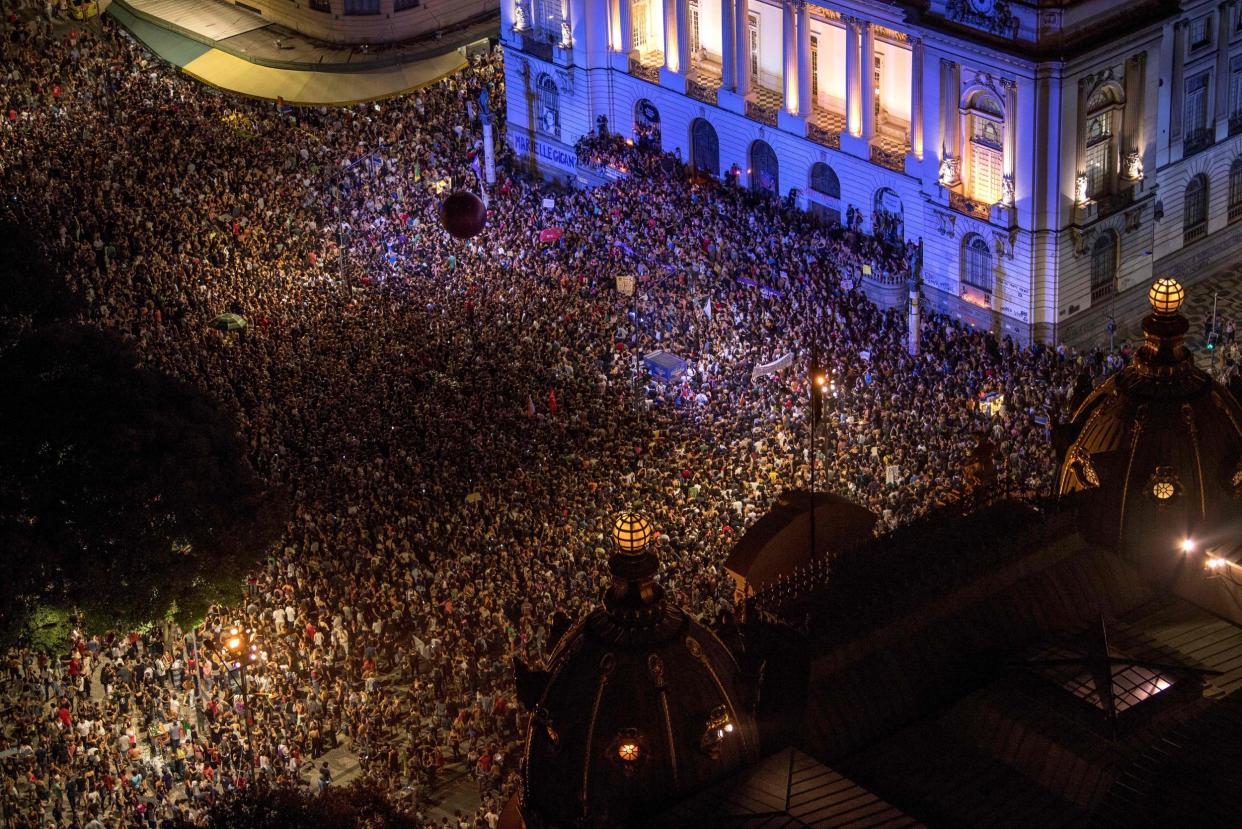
[1148,277,1184,316]
[440,190,487,240]
[612,512,653,553]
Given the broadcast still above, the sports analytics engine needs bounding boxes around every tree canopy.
[164,780,419,829]
[0,323,283,644]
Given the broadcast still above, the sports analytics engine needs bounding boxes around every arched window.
[1184,174,1209,244]
[809,163,840,198]
[1230,158,1242,223]
[963,235,994,294]
[690,119,719,177]
[965,91,1004,205]
[537,75,560,138]
[749,140,779,196]
[873,187,904,243]
[634,99,661,148]
[1083,84,1124,199]
[807,162,840,225]
[1090,232,1117,304]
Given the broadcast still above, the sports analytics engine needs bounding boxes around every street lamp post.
[223,625,259,787]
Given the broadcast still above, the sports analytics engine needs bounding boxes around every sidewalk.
[106,0,479,105]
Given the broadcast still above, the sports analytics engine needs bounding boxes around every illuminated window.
[966,92,1004,204]
[688,0,701,56]
[618,743,640,762]
[632,1,649,50]
[1153,481,1175,500]
[810,35,819,102]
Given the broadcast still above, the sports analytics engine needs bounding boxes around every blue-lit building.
[500,0,1242,343]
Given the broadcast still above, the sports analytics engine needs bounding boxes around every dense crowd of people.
[1,6,1120,827]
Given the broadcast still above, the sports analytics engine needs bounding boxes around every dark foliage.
[0,220,77,328]
[0,324,284,643]
[163,780,419,829]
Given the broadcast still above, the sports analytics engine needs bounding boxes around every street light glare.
[1181,538,1195,553]
[227,636,241,650]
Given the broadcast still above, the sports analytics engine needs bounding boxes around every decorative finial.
[1148,277,1184,317]
[611,512,653,553]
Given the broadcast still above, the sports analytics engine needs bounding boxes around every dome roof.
[1057,279,1242,559]
[515,514,760,828]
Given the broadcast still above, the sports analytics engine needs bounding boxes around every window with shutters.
[689,0,701,56]
[1090,232,1117,304]
[1184,174,1209,243]
[749,14,760,83]
[810,36,819,103]
[1230,57,1242,135]
[533,0,563,39]
[969,115,1003,205]
[1084,112,1111,198]
[1230,159,1242,222]
[343,0,378,14]
[963,235,994,294]
[633,1,649,50]
[964,91,1004,205]
[1191,16,1211,49]
[1184,73,1212,155]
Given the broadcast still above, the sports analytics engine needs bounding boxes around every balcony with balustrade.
[686,56,723,107]
[807,105,844,149]
[628,51,663,84]
[744,85,782,127]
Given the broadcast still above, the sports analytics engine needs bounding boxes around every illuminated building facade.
[501,0,1242,343]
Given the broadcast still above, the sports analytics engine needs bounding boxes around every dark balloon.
[440,190,487,239]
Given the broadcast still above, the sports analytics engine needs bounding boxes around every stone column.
[1002,78,1017,206]
[861,21,875,141]
[1171,20,1186,141]
[663,0,678,72]
[501,0,514,38]
[909,36,924,159]
[797,1,811,117]
[845,17,860,136]
[618,0,632,54]
[1122,53,1146,178]
[675,0,689,73]
[1216,1,1232,138]
[783,0,797,112]
[939,59,960,185]
[721,0,735,91]
[736,0,750,96]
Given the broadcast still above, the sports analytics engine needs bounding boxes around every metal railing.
[869,143,905,173]
[745,98,779,127]
[1184,127,1214,157]
[686,78,719,106]
[520,32,554,62]
[948,190,991,220]
[628,57,660,84]
[807,123,841,149]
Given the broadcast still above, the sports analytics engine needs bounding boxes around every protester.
[0,8,1117,827]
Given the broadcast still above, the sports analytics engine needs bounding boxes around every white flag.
[703,297,712,320]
